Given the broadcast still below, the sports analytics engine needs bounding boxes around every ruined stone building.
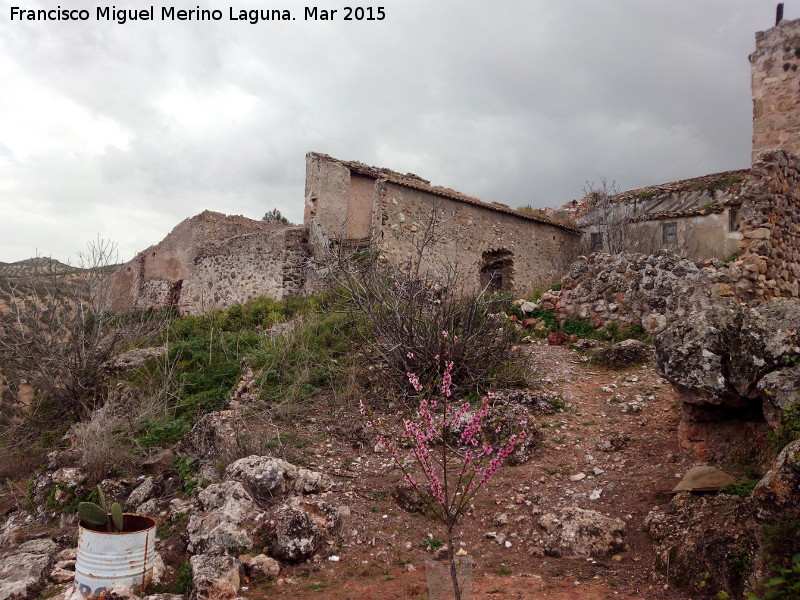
[110,16,800,315]
[304,152,582,296]
[555,170,749,262]
[111,155,581,314]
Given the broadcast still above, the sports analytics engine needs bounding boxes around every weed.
[725,250,742,263]
[746,553,800,600]
[768,401,800,454]
[156,512,189,539]
[421,537,445,551]
[497,566,513,576]
[173,456,199,495]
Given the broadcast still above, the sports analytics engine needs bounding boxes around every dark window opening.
[662,222,677,245]
[729,209,739,232]
[590,232,603,252]
[480,249,514,292]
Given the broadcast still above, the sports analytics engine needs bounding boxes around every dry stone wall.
[545,149,800,331]
[751,18,800,159]
[735,149,800,300]
[109,211,310,315]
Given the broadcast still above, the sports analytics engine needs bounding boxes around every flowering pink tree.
[361,335,529,600]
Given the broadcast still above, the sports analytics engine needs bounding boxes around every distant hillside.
[0,257,119,279]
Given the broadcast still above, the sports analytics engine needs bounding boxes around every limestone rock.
[266,498,346,563]
[757,366,800,429]
[127,477,161,510]
[224,456,329,505]
[190,554,241,600]
[102,347,167,374]
[187,481,266,556]
[0,537,58,600]
[598,339,651,368]
[179,410,244,479]
[538,507,626,557]
[645,494,757,599]
[752,439,800,523]
[670,465,736,493]
[242,554,280,580]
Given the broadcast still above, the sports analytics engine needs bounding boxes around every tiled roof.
[310,153,581,233]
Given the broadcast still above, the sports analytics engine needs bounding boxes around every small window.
[662,222,677,245]
[729,209,739,232]
[480,249,514,292]
[590,232,603,252]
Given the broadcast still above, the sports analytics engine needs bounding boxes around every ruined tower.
[751,17,800,158]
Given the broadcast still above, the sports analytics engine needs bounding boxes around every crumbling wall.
[543,251,741,333]
[374,180,582,296]
[751,18,800,159]
[109,211,309,315]
[178,228,308,315]
[546,150,800,331]
[734,149,800,299]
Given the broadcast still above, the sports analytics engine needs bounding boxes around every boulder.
[266,498,346,563]
[223,456,329,505]
[538,507,626,557]
[102,347,167,374]
[127,476,162,510]
[645,494,757,599]
[654,300,800,466]
[179,410,244,479]
[752,439,800,523]
[241,554,280,581]
[187,481,266,556]
[598,339,651,368]
[0,537,58,600]
[190,554,241,600]
[757,366,800,429]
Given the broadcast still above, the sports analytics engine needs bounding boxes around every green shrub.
[562,316,596,339]
[747,553,800,600]
[769,401,800,455]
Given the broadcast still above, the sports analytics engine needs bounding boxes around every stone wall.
[735,149,800,299]
[109,211,309,315]
[374,180,582,296]
[751,18,800,159]
[545,150,800,331]
[178,228,308,314]
[304,152,582,296]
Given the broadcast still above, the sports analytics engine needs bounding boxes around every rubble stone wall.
[179,228,308,314]
[109,211,309,315]
[374,180,582,296]
[751,18,800,159]
[735,149,800,300]
[546,150,800,331]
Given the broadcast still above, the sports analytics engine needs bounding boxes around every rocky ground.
[0,338,710,600]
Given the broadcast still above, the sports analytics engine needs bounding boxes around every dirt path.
[256,341,695,600]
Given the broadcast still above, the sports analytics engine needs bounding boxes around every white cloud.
[0,0,784,261]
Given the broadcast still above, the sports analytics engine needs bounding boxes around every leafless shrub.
[70,405,130,482]
[582,177,661,255]
[323,203,516,399]
[0,239,167,424]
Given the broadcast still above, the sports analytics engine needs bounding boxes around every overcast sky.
[0,0,789,262]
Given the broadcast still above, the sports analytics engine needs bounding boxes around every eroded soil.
[243,342,695,600]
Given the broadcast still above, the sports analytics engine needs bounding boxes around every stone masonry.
[304,152,583,296]
[109,211,308,315]
[751,17,800,159]
[545,149,800,331]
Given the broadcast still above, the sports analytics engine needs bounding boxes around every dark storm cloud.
[0,0,784,261]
